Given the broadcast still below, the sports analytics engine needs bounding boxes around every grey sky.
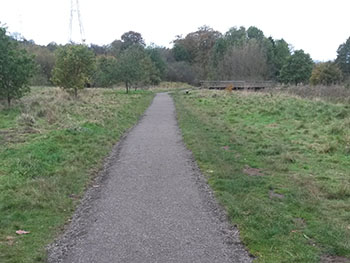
[1,0,349,61]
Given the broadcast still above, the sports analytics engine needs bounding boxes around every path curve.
[48,93,252,263]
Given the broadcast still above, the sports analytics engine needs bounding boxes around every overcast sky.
[1,0,349,61]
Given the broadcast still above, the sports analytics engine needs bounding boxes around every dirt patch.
[293,218,306,228]
[266,123,279,128]
[0,129,16,143]
[321,255,350,263]
[1,236,15,246]
[0,127,40,144]
[269,190,285,199]
[243,165,264,176]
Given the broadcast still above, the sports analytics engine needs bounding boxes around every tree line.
[1,24,350,106]
[170,25,349,86]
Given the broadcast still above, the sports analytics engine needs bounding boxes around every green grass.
[173,90,350,262]
[0,87,154,263]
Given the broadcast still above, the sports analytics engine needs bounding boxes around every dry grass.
[263,84,350,104]
[1,87,139,145]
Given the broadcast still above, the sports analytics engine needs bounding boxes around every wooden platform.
[200,80,275,90]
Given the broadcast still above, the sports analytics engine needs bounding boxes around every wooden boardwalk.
[200,80,275,90]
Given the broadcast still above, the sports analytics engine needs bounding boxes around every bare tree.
[218,40,269,80]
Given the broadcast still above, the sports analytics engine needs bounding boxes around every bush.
[310,62,343,85]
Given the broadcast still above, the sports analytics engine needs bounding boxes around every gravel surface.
[48,93,253,263]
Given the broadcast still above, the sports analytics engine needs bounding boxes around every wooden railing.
[200,80,276,90]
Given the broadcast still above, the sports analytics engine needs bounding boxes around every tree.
[210,37,229,79]
[93,55,118,87]
[107,39,123,57]
[121,31,145,50]
[146,46,167,80]
[215,39,269,81]
[335,37,350,77]
[279,50,313,85]
[115,45,157,93]
[0,26,35,107]
[90,44,107,56]
[166,61,196,84]
[247,26,264,41]
[224,26,247,47]
[172,43,191,62]
[140,55,161,86]
[209,26,285,81]
[310,62,343,85]
[173,26,221,80]
[51,44,95,97]
[272,39,291,78]
[22,43,56,85]
[46,42,58,52]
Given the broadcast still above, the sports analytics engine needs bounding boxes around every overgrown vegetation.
[0,87,154,263]
[173,89,350,262]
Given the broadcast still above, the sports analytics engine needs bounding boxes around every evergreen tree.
[279,50,313,85]
[336,37,350,77]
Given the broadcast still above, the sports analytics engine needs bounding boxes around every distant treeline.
[10,25,350,86]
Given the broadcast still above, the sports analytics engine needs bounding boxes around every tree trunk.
[125,82,129,94]
[7,95,11,108]
[74,88,78,98]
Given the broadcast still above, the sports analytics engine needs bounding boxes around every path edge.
[46,94,156,263]
[170,92,255,261]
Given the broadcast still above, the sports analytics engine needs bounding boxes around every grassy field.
[173,89,350,262]
[0,87,154,263]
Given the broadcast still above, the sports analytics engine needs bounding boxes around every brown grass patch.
[243,165,264,176]
[321,255,350,263]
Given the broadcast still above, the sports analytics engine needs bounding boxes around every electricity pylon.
[69,0,85,43]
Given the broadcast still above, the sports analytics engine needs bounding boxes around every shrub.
[310,62,343,85]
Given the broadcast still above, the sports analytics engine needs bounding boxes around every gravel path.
[48,93,253,263]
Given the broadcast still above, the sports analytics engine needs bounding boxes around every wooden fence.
[200,81,276,90]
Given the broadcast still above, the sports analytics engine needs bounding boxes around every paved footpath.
[48,93,252,263]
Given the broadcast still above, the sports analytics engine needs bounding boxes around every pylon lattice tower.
[69,0,85,43]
